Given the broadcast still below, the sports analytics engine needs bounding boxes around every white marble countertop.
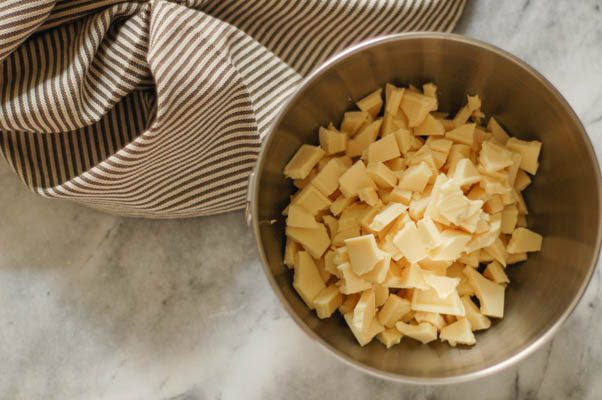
[1,1,601,399]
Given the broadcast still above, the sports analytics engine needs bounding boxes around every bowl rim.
[250,32,602,384]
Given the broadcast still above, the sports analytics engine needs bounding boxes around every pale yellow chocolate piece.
[393,221,427,264]
[345,234,382,275]
[286,204,317,228]
[378,293,411,327]
[400,91,436,127]
[347,119,382,157]
[338,160,376,198]
[366,162,397,189]
[440,317,476,346]
[284,145,325,180]
[356,88,383,118]
[385,84,404,117]
[464,267,504,318]
[292,184,332,215]
[341,111,371,136]
[311,158,346,196]
[373,284,389,307]
[352,289,376,335]
[367,133,401,163]
[505,137,542,175]
[411,287,465,316]
[284,238,301,269]
[337,262,372,294]
[377,327,403,348]
[369,203,407,232]
[507,227,543,253]
[398,162,433,193]
[414,311,446,330]
[423,273,460,299]
[414,114,445,136]
[395,321,438,344]
[286,223,330,259]
[484,261,510,284]
[460,296,491,330]
[487,117,510,145]
[445,123,475,146]
[314,284,343,319]
[338,293,360,314]
[293,251,326,309]
[344,311,384,346]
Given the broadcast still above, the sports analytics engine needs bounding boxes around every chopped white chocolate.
[393,221,427,264]
[367,133,401,163]
[311,158,346,196]
[385,84,404,117]
[323,250,340,278]
[398,263,429,289]
[460,296,491,330]
[452,158,481,186]
[330,194,356,216]
[398,162,433,192]
[284,238,301,269]
[395,321,438,344]
[417,216,442,248]
[346,119,382,157]
[514,169,532,191]
[284,145,325,179]
[414,114,445,136]
[377,327,403,348]
[341,111,371,136]
[314,285,343,319]
[322,215,338,238]
[378,293,411,327]
[367,162,397,189]
[358,187,379,207]
[286,223,330,259]
[374,284,389,307]
[292,184,332,215]
[464,267,505,318]
[337,263,372,294]
[293,252,327,309]
[505,137,542,175]
[487,117,510,145]
[319,127,348,154]
[286,204,318,228]
[356,89,383,118]
[484,237,507,266]
[484,261,510,284]
[338,160,376,197]
[507,227,543,253]
[423,273,461,299]
[339,293,360,314]
[479,141,514,172]
[439,317,476,346]
[345,234,382,275]
[445,123,475,146]
[361,252,391,284]
[507,252,528,264]
[400,91,436,127]
[344,312,384,346]
[369,203,407,231]
[394,128,414,156]
[429,230,472,261]
[411,287,465,316]
[352,289,376,335]
[414,311,446,330]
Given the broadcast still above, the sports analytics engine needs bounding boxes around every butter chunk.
[484,261,510,284]
[464,267,504,318]
[479,141,514,172]
[440,317,476,346]
[401,91,436,127]
[423,273,460,299]
[378,293,411,327]
[319,127,347,154]
[292,184,332,215]
[414,311,446,330]
[314,284,343,319]
[347,119,382,157]
[505,137,542,175]
[344,312,384,346]
[398,162,433,192]
[377,328,403,348]
[284,145,325,179]
[356,88,383,118]
[341,111,371,136]
[311,158,346,196]
[367,161,397,189]
[369,203,407,231]
[445,123,475,146]
[411,287,465,316]
[487,117,510,145]
[339,160,376,198]
[286,204,318,228]
[345,234,382,275]
[507,227,543,253]
[337,262,372,294]
[460,296,491,330]
[414,114,445,136]
[286,223,330,259]
[395,321,438,344]
[393,221,428,264]
[293,252,326,309]
[368,133,401,163]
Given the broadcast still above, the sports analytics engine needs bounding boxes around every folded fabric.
[0,0,465,218]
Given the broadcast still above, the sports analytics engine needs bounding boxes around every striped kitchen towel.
[0,0,465,218]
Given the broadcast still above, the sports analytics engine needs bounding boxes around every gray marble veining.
[1,0,601,399]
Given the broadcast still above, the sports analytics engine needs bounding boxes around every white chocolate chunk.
[479,141,514,172]
[322,215,338,238]
[417,216,441,248]
[369,203,407,231]
[293,252,326,309]
[368,133,401,163]
[395,321,438,344]
[440,317,476,346]
[292,184,332,215]
[339,293,360,314]
[344,234,382,275]
[487,117,510,145]
[398,263,429,289]
[352,289,376,335]
[423,273,460,299]
[330,194,355,216]
[341,111,371,136]
[445,123,475,146]
[284,145,325,179]
[460,296,491,330]
[347,119,382,157]
[401,91,436,127]
[393,221,427,264]
[378,293,411,327]
[484,237,507,266]
[319,127,348,154]
[356,89,383,118]
[385,84,405,117]
[286,223,330,259]
[484,261,510,284]
[338,160,376,198]
[507,227,543,253]
[314,284,343,319]
[367,162,397,189]
[514,169,532,191]
[452,158,481,186]
[505,137,542,175]
[361,252,391,284]
[337,263,372,294]
[377,327,403,348]
[344,312,384,346]
[394,128,414,156]
[414,114,445,136]
[429,230,472,261]
[284,238,301,269]
[411,287,465,316]
[464,267,505,318]
[358,187,379,207]
[414,311,446,330]
[311,158,346,196]
[374,284,389,307]
[398,162,433,192]
[286,204,317,228]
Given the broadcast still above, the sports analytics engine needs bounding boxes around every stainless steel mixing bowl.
[249,33,602,383]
